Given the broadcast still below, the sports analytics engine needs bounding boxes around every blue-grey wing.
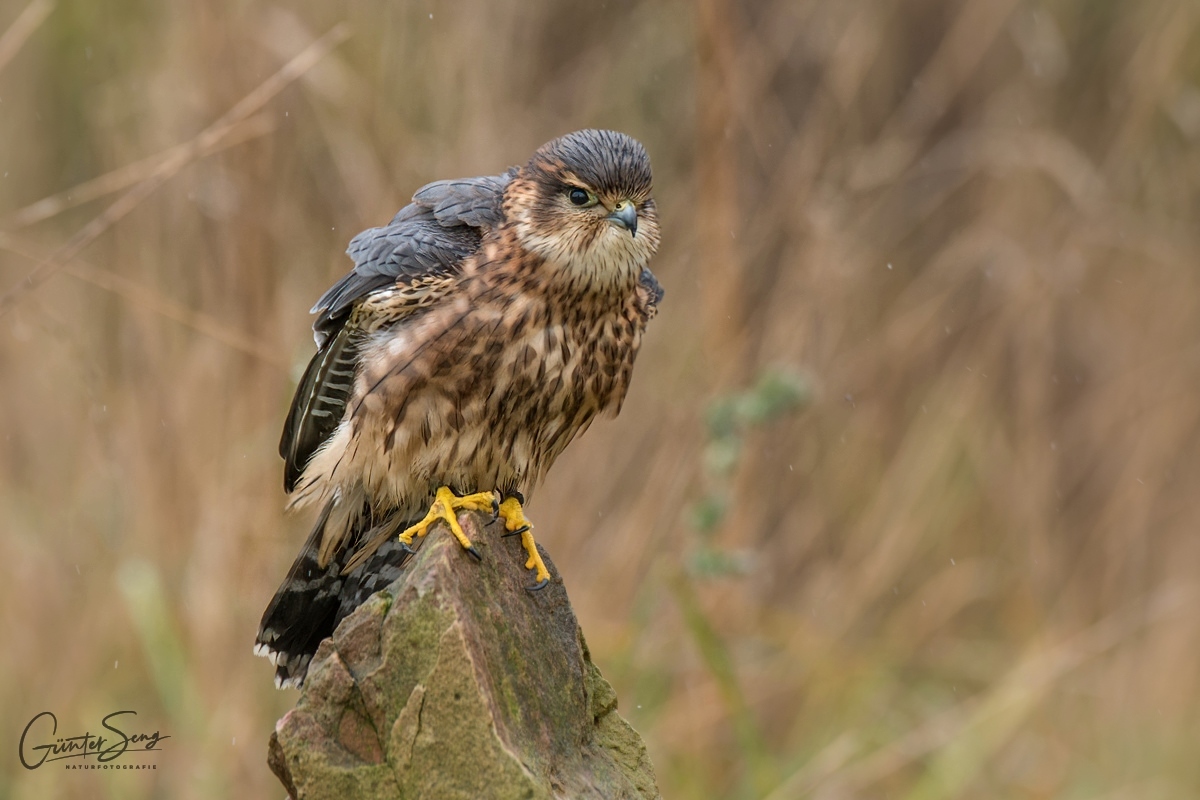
[280,170,514,493]
[638,267,664,319]
[311,168,515,344]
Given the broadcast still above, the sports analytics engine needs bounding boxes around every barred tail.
[254,503,418,688]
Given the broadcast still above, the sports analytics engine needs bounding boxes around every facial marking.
[503,130,660,289]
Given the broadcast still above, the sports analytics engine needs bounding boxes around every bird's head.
[505,129,660,289]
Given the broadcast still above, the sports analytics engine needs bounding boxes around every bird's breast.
[349,284,644,504]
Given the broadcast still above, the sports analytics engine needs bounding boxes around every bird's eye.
[567,187,595,207]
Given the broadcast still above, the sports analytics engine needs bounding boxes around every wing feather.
[280,325,358,492]
[280,171,512,492]
[638,267,664,318]
[410,168,516,229]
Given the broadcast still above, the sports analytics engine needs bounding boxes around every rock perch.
[268,510,660,799]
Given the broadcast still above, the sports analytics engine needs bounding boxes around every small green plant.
[675,366,812,796]
[688,367,812,576]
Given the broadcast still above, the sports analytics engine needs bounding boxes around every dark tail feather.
[255,504,418,688]
[334,537,420,621]
[254,501,342,688]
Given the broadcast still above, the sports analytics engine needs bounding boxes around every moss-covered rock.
[269,511,660,800]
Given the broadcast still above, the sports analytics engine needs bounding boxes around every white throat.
[513,221,651,295]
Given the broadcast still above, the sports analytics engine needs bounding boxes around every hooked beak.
[606,200,638,237]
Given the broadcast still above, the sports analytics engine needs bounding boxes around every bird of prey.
[255,129,663,688]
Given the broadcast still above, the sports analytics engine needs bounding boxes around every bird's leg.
[397,486,498,560]
[498,493,551,591]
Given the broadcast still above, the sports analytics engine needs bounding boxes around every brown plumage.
[256,130,662,687]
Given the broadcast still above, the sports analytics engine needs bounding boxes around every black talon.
[491,496,500,519]
[510,490,526,505]
[526,578,550,592]
[398,541,416,556]
[466,545,482,562]
[502,524,531,538]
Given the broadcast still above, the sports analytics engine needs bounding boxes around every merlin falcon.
[255,129,663,688]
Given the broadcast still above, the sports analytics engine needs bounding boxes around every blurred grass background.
[3,0,1200,797]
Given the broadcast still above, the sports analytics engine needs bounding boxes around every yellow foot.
[398,486,498,560]
[498,496,551,591]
